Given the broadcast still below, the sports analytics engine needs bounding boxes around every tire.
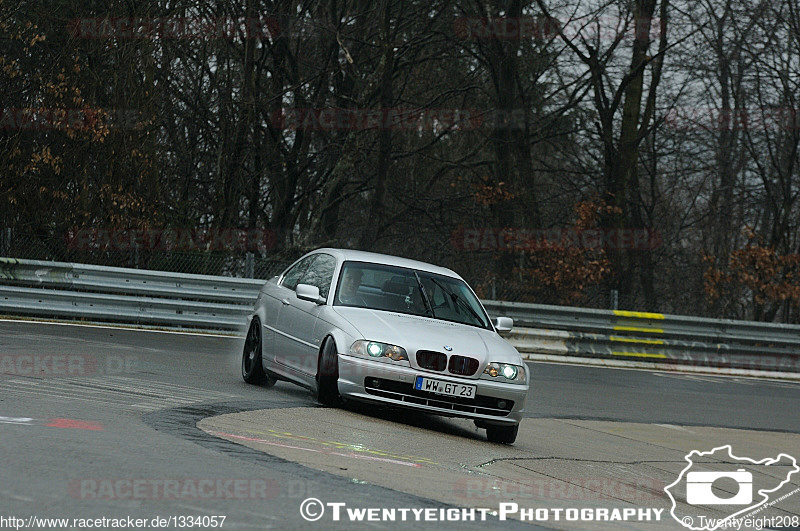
[242,318,276,386]
[316,337,342,406]
[486,423,519,444]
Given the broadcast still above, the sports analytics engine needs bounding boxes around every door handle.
[281,298,291,305]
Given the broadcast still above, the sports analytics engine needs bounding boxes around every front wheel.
[316,337,342,406]
[486,423,519,444]
[242,318,276,386]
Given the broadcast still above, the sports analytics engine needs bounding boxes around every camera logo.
[664,445,799,531]
[686,469,752,505]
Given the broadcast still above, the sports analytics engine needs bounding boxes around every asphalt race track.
[1,320,799,530]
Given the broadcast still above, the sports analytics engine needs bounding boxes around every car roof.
[311,248,461,279]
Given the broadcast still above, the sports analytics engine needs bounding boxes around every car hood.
[332,307,522,374]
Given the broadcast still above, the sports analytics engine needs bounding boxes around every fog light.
[372,378,381,388]
[497,400,507,409]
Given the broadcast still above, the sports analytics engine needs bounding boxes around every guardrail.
[0,257,262,332]
[484,300,800,375]
[2,257,798,375]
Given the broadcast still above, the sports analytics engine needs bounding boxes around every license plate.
[414,376,476,399]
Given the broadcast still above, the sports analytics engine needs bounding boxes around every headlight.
[349,340,409,362]
[482,362,526,383]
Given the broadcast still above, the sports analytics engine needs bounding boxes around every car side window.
[280,255,316,291]
[300,253,336,298]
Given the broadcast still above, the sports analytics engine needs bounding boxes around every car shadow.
[337,397,486,441]
[240,376,490,442]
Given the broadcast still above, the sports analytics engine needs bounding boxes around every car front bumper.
[336,353,528,425]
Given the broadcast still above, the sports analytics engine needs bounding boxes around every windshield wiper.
[428,277,485,326]
[413,271,435,317]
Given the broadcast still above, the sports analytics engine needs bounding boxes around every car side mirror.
[494,316,513,332]
[296,283,325,304]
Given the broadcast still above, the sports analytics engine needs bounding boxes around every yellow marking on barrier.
[613,326,664,334]
[613,310,665,320]
[609,336,664,345]
[611,351,668,359]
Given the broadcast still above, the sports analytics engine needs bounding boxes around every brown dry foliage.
[521,200,616,304]
[471,176,516,206]
[473,199,616,304]
[704,231,800,307]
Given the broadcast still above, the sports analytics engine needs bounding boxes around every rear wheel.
[316,337,342,406]
[486,423,519,444]
[242,318,276,386]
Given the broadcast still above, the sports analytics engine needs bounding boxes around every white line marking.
[0,416,34,424]
[1,491,35,502]
[654,423,694,432]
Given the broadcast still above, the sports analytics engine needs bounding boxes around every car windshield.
[334,261,491,329]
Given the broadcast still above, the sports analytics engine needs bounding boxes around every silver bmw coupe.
[241,248,529,444]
